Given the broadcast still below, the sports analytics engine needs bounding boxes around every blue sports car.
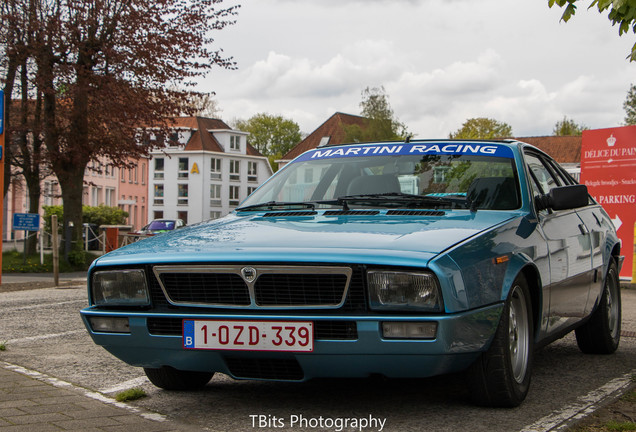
[81,139,622,407]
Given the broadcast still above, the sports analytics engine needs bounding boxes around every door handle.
[579,224,589,235]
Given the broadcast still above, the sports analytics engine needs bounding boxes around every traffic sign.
[13,213,40,231]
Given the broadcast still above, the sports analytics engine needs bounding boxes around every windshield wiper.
[235,201,316,212]
[335,193,471,209]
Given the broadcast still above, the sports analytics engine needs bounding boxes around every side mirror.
[535,184,589,211]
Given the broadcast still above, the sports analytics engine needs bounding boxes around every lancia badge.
[241,267,257,283]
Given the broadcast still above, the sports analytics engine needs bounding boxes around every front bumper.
[80,303,503,380]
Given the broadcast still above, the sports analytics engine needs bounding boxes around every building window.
[248,161,258,182]
[121,167,126,182]
[178,184,188,206]
[154,158,164,180]
[178,158,189,179]
[141,163,146,185]
[230,160,240,181]
[91,186,102,206]
[210,158,221,180]
[177,211,188,225]
[154,184,164,205]
[229,185,240,206]
[105,188,116,207]
[247,186,257,196]
[210,211,221,220]
[230,135,240,151]
[210,184,222,206]
[154,210,164,219]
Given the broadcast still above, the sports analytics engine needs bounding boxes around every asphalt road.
[1,284,635,432]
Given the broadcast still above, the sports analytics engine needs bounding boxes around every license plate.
[183,320,313,352]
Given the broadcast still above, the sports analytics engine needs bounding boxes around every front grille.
[255,274,348,306]
[159,273,250,305]
[153,265,352,309]
[314,321,358,340]
[224,357,304,380]
[147,318,358,340]
[146,263,368,314]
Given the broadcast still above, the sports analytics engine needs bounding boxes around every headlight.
[367,270,443,312]
[91,269,150,306]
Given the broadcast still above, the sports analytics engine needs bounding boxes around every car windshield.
[241,143,521,210]
[147,220,175,230]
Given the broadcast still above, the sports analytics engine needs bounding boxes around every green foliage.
[343,86,409,143]
[82,205,129,227]
[620,389,636,402]
[43,205,128,233]
[449,117,513,139]
[0,342,6,351]
[605,421,636,431]
[553,116,588,135]
[115,388,147,402]
[549,0,636,61]
[234,113,302,157]
[624,84,636,125]
[2,250,97,273]
[42,205,64,233]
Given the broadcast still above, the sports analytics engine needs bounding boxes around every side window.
[544,158,575,186]
[524,153,560,195]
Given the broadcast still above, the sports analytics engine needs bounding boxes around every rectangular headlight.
[367,270,442,312]
[91,270,150,306]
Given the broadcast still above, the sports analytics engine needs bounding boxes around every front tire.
[144,366,213,390]
[467,274,534,407]
[575,260,621,354]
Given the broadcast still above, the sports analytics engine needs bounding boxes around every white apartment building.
[148,117,273,225]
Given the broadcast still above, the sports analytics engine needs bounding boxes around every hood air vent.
[262,211,317,217]
[323,210,380,216]
[386,210,445,216]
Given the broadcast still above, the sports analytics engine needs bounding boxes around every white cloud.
[202,0,636,138]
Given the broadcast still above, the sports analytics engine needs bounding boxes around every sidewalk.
[0,272,206,431]
[0,364,201,431]
[0,279,634,431]
[0,272,87,293]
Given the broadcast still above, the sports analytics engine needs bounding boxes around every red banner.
[581,126,636,279]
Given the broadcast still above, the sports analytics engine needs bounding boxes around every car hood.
[94,211,519,269]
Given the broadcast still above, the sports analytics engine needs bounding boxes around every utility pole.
[0,90,5,285]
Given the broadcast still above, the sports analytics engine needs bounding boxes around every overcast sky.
[198,0,636,139]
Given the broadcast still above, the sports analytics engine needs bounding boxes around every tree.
[624,83,636,125]
[553,116,587,135]
[234,113,302,157]
[449,117,513,139]
[343,86,409,143]
[1,0,238,265]
[549,0,636,61]
[186,92,222,118]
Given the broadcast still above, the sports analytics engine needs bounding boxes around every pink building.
[116,157,149,232]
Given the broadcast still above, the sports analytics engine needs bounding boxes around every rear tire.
[575,261,621,354]
[467,274,533,407]
[144,366,213,390]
